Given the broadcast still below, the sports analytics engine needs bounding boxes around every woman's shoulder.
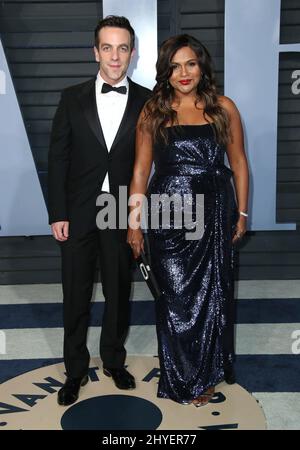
[217,95,240,118]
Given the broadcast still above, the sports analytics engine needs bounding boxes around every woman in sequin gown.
[127,35,249,406]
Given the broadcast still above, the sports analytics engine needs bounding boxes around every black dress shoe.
[224,366,236,384]
[57,375,88,406]
[103,367,136,390]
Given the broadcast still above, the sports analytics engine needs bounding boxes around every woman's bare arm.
[127,109,154,257]
[220,96,249,242]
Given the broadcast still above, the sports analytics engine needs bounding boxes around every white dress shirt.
[95,72,129,192]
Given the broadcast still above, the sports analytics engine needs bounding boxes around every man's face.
[94,26,134,85]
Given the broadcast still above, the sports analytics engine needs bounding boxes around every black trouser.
[60,228,133,378]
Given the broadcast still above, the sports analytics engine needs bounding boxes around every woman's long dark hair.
[141,34,231,145]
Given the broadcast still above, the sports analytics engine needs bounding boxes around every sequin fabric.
[146,124,239,403]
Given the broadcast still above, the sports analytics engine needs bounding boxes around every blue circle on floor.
[61,395,163,430]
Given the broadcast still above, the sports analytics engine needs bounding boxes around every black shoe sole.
[225,377,236,385]
[57,396,77,406]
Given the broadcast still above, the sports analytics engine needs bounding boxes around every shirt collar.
[96,72,129,92]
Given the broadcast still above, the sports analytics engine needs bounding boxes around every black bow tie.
[101,83,127,95]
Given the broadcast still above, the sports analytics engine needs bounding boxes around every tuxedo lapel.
[109,78,139,156]
[77,78,108,151]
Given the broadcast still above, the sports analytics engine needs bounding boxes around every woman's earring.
[166,80,170,89]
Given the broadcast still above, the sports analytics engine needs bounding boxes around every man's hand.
[51,221,69,242]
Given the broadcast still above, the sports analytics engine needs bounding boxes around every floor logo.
[0,356,266,429]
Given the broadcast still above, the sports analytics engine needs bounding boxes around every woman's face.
[169,46,202,95]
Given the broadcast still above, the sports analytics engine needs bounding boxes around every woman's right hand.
[127,227,144,259]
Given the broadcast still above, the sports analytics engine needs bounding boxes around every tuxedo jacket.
[48,76,151,239]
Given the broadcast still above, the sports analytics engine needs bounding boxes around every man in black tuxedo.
[48,16,151,406]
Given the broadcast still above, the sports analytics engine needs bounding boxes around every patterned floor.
[0,280,300,429]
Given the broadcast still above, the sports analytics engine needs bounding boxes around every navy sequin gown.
[146,124,239,403]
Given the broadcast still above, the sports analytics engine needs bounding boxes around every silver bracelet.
[239,211,248,217]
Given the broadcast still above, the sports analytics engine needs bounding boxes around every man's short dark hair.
[94,15,135,50]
